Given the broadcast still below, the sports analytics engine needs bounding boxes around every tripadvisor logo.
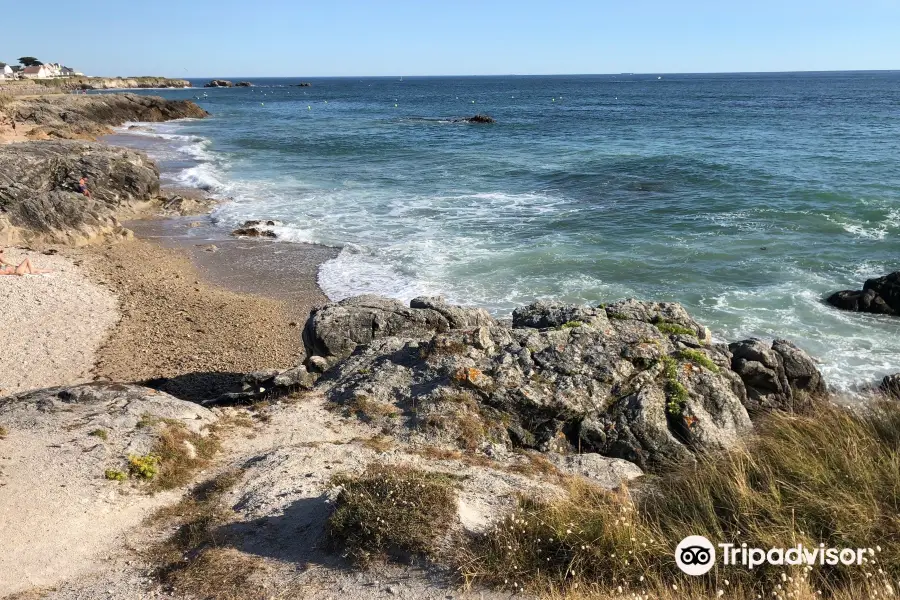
[675,536,874,575]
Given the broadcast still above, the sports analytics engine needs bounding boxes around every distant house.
[21,65,53,79]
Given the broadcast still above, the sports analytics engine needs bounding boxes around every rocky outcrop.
[73,77,192,90]
[301,296,771,470]
[205,80,233,88]
[235,81,254,87]
[231,220,283,238]
[0,141,161,244]
[294,82,312,87]
[465,114,496,124]
[728,338,826,413]
[3,92,208,140]
[0,381,216,435]
[302,295,494,371]
[881,374,900,400]
[826,272,900,316]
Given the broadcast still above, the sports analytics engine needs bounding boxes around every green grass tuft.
[654,321,696,337]
[677,348,720,372]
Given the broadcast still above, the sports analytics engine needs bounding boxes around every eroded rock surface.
[301,296,786,470]
[729,338,826,413]
[0,141,159,244]
[881,373,900,400]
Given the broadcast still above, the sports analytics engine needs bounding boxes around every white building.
[21,65,53,79]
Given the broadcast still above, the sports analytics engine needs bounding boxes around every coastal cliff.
[0,76,191,95]
[0,93,209,244]
[0,92,208,140]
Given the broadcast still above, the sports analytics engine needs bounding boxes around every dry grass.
[328,463,459,566]
[345,395,401,422]
[0,425,7,439]
[150,422,221,490]
[147,469,272,600]
[356,434,396,453]
[454,401,900,599]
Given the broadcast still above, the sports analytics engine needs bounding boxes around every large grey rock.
[512,300,608,329]
[827,272,900,317]
[315,295,754,471]
[729,338,825,413]
[0,382,216,444]
[0,141,159,244]
[605,298,712,343]
[302,295,493,370]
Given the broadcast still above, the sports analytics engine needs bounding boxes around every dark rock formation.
[302,296,771,470]
[3,92,208,140]
[880,374,900,400]
[235,81,254,87]
[728,338,825,413]
[465,114,496,124]
[294,82,312,87]
[0,141,161,244]
[204,80,234,88]
[230,220,282,238]
[826,272,900,316]
[202,366,318,406]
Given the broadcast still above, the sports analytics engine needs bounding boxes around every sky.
[2,0,899,77]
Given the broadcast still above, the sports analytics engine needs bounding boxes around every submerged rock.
[826,272,900,316]
[465,114,496,124]
[302,296,793,470]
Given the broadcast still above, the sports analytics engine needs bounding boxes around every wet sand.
[72,217,338,402]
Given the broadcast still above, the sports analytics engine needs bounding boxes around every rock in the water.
[729,338,825,413]
[311,295,754,470]
[826,272,900,316]
[231,227,277,238]
[0,141,161,244]
[235,81,254,87]
[880,373,900,400]
[465,114,495,124]
[204,79,233,88]
[294,82,312,87]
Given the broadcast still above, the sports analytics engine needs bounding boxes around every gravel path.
[0,248,118,396]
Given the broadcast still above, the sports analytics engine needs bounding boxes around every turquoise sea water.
[114,73,900,390]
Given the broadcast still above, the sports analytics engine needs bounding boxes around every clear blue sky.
[2,0,898,77]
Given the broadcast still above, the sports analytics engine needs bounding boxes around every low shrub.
[328,463,458,566]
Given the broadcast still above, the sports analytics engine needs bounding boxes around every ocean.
[108,72,900,391]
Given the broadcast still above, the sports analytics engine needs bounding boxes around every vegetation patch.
[654,320,697,337]
[104,468,127,481]
[147,470,271,600]
[559,320,583,329]
[455,402,900,598]
[0,425,7,439]
[677,348,720,372]
[328,463,459,566]
[150,422,221,490]
[88,428,108,440]
[128,454,160,480]
[346,395,401,422]
[661,356,689,415]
